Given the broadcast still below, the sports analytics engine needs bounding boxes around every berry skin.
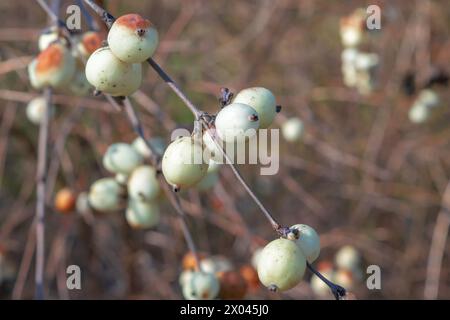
[132,137,166,159]
[233,87,277,129]
[103,143,144,175]
[126,199,159,229]
[54,188,76,213]
[26,96,52,125]
[257,238,306,292]
[88,178,122,212]
[289,224,320,263]
[77,31,103,59]
[281,117,304,142]
[127,165,160,202]
[75,192,90,215]
[29,43,76,89]
[335,245,360,271]
[182,271,220,300]
[251,247,263,269]
[108,14,159,63]
[162,136,209,190]
[217,271,248,300]
[85,46,142,97]
[214,103,260,142]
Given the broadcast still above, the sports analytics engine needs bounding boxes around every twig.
[424,182,450,299]
[306,262,346,300]
[34,87,52,299]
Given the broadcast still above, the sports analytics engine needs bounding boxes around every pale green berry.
[200,256,233,274]
[127,165,160,202]
[126,199,159,229]
[26,96,52,125]
[108,14,159,63]
[88,178,122,212]
[102,143,143,175]
[233,87,277,128]
[341,48,359,65]
[75,191,90,215]
[132,137,166,159]
[257,238,306,291]
[28,43,76,89]
[162,136,208,190]
[335,245,360,271]
[418,89,439,108]
[355,52,379,71]
[408,102,429,123]
[179,270,193,287]
[215,103,259,142]
[281,117,303,142]
[85,46,142,96]
[289,224,320,263]
[182,271,220,300]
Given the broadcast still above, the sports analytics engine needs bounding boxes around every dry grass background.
[0,0,449,299]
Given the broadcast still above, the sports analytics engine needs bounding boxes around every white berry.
[335,245,360,271]
[257,238,306,291]
[182,271,220,300]
[289,224,320,263]
[233,87,277,128]
[85,46,142,96]
[38,28,59,51]
[26,96,52,125]
[28,43,76,89]
[132,136,166,159]
[127,165,160,202]
[108,14,159,63]
[75,192,90,215]
[88,178,122,212]
[408,102,429,123]
[126,199,159,229]
[162,136,208,190]
[215,103,259,142]
[281,117,303,142]
[103,143,144,175]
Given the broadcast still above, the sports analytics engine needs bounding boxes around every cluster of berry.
[26,29,103,124]
[180,252,259,300]
[340,9,379,95]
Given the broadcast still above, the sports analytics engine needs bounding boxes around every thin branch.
[306,262,346,300]
[35,87,52,300]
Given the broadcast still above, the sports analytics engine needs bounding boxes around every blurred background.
[0,0,449,299]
